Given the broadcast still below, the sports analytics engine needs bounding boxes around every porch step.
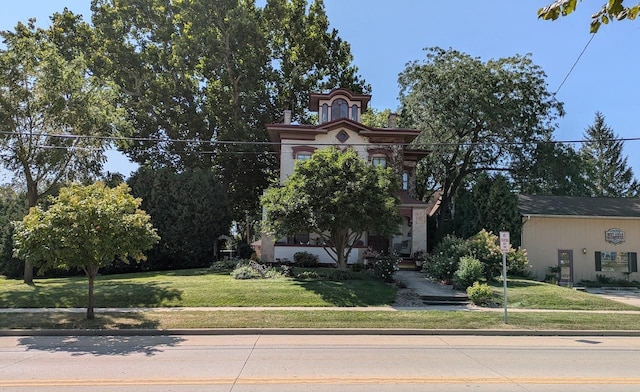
[397,260,420,271]
[419,294,470,306]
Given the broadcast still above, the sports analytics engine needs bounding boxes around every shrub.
[506,247,529,277]
[423,235,468,283]
[467,230,502,281]
[453,256,484,290]
[231,265,261,280]
[293,251,319,267]
[467,282,494,306]
[210,259,242,272]
[371,256,400,282]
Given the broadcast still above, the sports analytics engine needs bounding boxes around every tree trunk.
[23,180,39,285]
[86,265,99,320]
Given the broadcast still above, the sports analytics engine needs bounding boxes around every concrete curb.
[3,328,640,337]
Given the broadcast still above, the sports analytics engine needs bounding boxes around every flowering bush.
[422,235,468,283]
[371,256,400,282]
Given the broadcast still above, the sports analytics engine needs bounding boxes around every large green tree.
[262,147,400,271]
[128,167,232,269]
[0,19,125,284]
[13,182,159,320]
[450,173,521,247]
[538,0,639,33]
[579,112,639,197]
[398,47,563,236]
[89,0,367,229]
[513,141,591,196]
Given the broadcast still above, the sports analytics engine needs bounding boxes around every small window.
[351,105,358,122]
[331,99,348,121]
[402,172,409,190]
[372,157,387,168]
[321,103,328,123]
[297,153,312,161]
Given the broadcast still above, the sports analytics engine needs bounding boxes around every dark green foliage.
[128,167,232,271]
[210,259,243,273]
[293,251,319,268]
[580,112,639,197]
[453,256,484,290]
[423,235,469,283]
[0,187,25,278]
[451,173,521,246]
[236,242,254,260]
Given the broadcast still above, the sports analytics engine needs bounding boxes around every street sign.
[499,231,510,253]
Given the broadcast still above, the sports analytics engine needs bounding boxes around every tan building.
[519,195,640,284]
[261,88,429,264]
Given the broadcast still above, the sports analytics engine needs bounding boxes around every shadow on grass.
[293,278,395,307]
[18,332,185,356]
[0,280,182,308]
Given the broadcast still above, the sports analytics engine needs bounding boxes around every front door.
[558,250,573,286]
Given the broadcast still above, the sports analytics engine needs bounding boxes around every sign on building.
[605,228,625,245]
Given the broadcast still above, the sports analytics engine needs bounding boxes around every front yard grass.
[489,279,639,311]
[2,269,640,331]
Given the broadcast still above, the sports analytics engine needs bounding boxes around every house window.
[296,153,312,161]
[331,98,348,121]
[595,251,638,272]
[372,157,387,168]
[351,104,358,122]
[402,172,409,190]
[321,103,328,123]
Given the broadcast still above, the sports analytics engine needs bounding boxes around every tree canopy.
[398,47,563,236]
[13,182,159,319]
[261,147,400,271]
[579,112,639,197]
[0,18,127,283]
[128,167,232,269]
[538,0,640,33]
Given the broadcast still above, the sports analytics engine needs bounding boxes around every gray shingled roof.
[518,194,640,217]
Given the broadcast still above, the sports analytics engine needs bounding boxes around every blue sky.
[2,1,639,178]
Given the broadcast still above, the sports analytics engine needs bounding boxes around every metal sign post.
[499,231,510,324]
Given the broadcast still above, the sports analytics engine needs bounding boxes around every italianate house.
[261,88,434,265]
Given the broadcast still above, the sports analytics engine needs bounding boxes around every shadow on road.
[18,335,186,356]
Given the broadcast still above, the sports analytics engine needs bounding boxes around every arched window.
[331,99,348,121]
[351,105,359,122]
[321,103,328,123]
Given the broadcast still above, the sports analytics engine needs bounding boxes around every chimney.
[387,112,397,128]
[284,109,292,125]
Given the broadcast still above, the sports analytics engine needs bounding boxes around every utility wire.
[553,33,596,96]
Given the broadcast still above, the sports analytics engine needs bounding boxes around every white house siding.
[522,216,640,282]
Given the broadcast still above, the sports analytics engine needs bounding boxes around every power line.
[553,33,596,96]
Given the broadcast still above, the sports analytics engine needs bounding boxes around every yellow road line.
[2,377,640,387]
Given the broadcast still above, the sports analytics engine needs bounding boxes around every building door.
[558,250,573,286]
[368,235,390,255]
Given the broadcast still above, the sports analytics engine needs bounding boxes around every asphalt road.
[2,334,640,391]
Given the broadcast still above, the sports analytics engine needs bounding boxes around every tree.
[0,19,126,284]
[513,141,591,197]
[399,47,563,237]
[128,167,232,270]
[451,173,521,247]
[0,186,26,278]
[262,147,400,271]
[13,182,159,320]
[579,112,639,197]
[538,0,640,33]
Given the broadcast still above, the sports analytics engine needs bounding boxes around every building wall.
[522,216,640,282]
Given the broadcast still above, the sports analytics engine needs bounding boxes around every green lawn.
[0,268,396,308]
[490,279,639,311]
[2,269,640,331]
